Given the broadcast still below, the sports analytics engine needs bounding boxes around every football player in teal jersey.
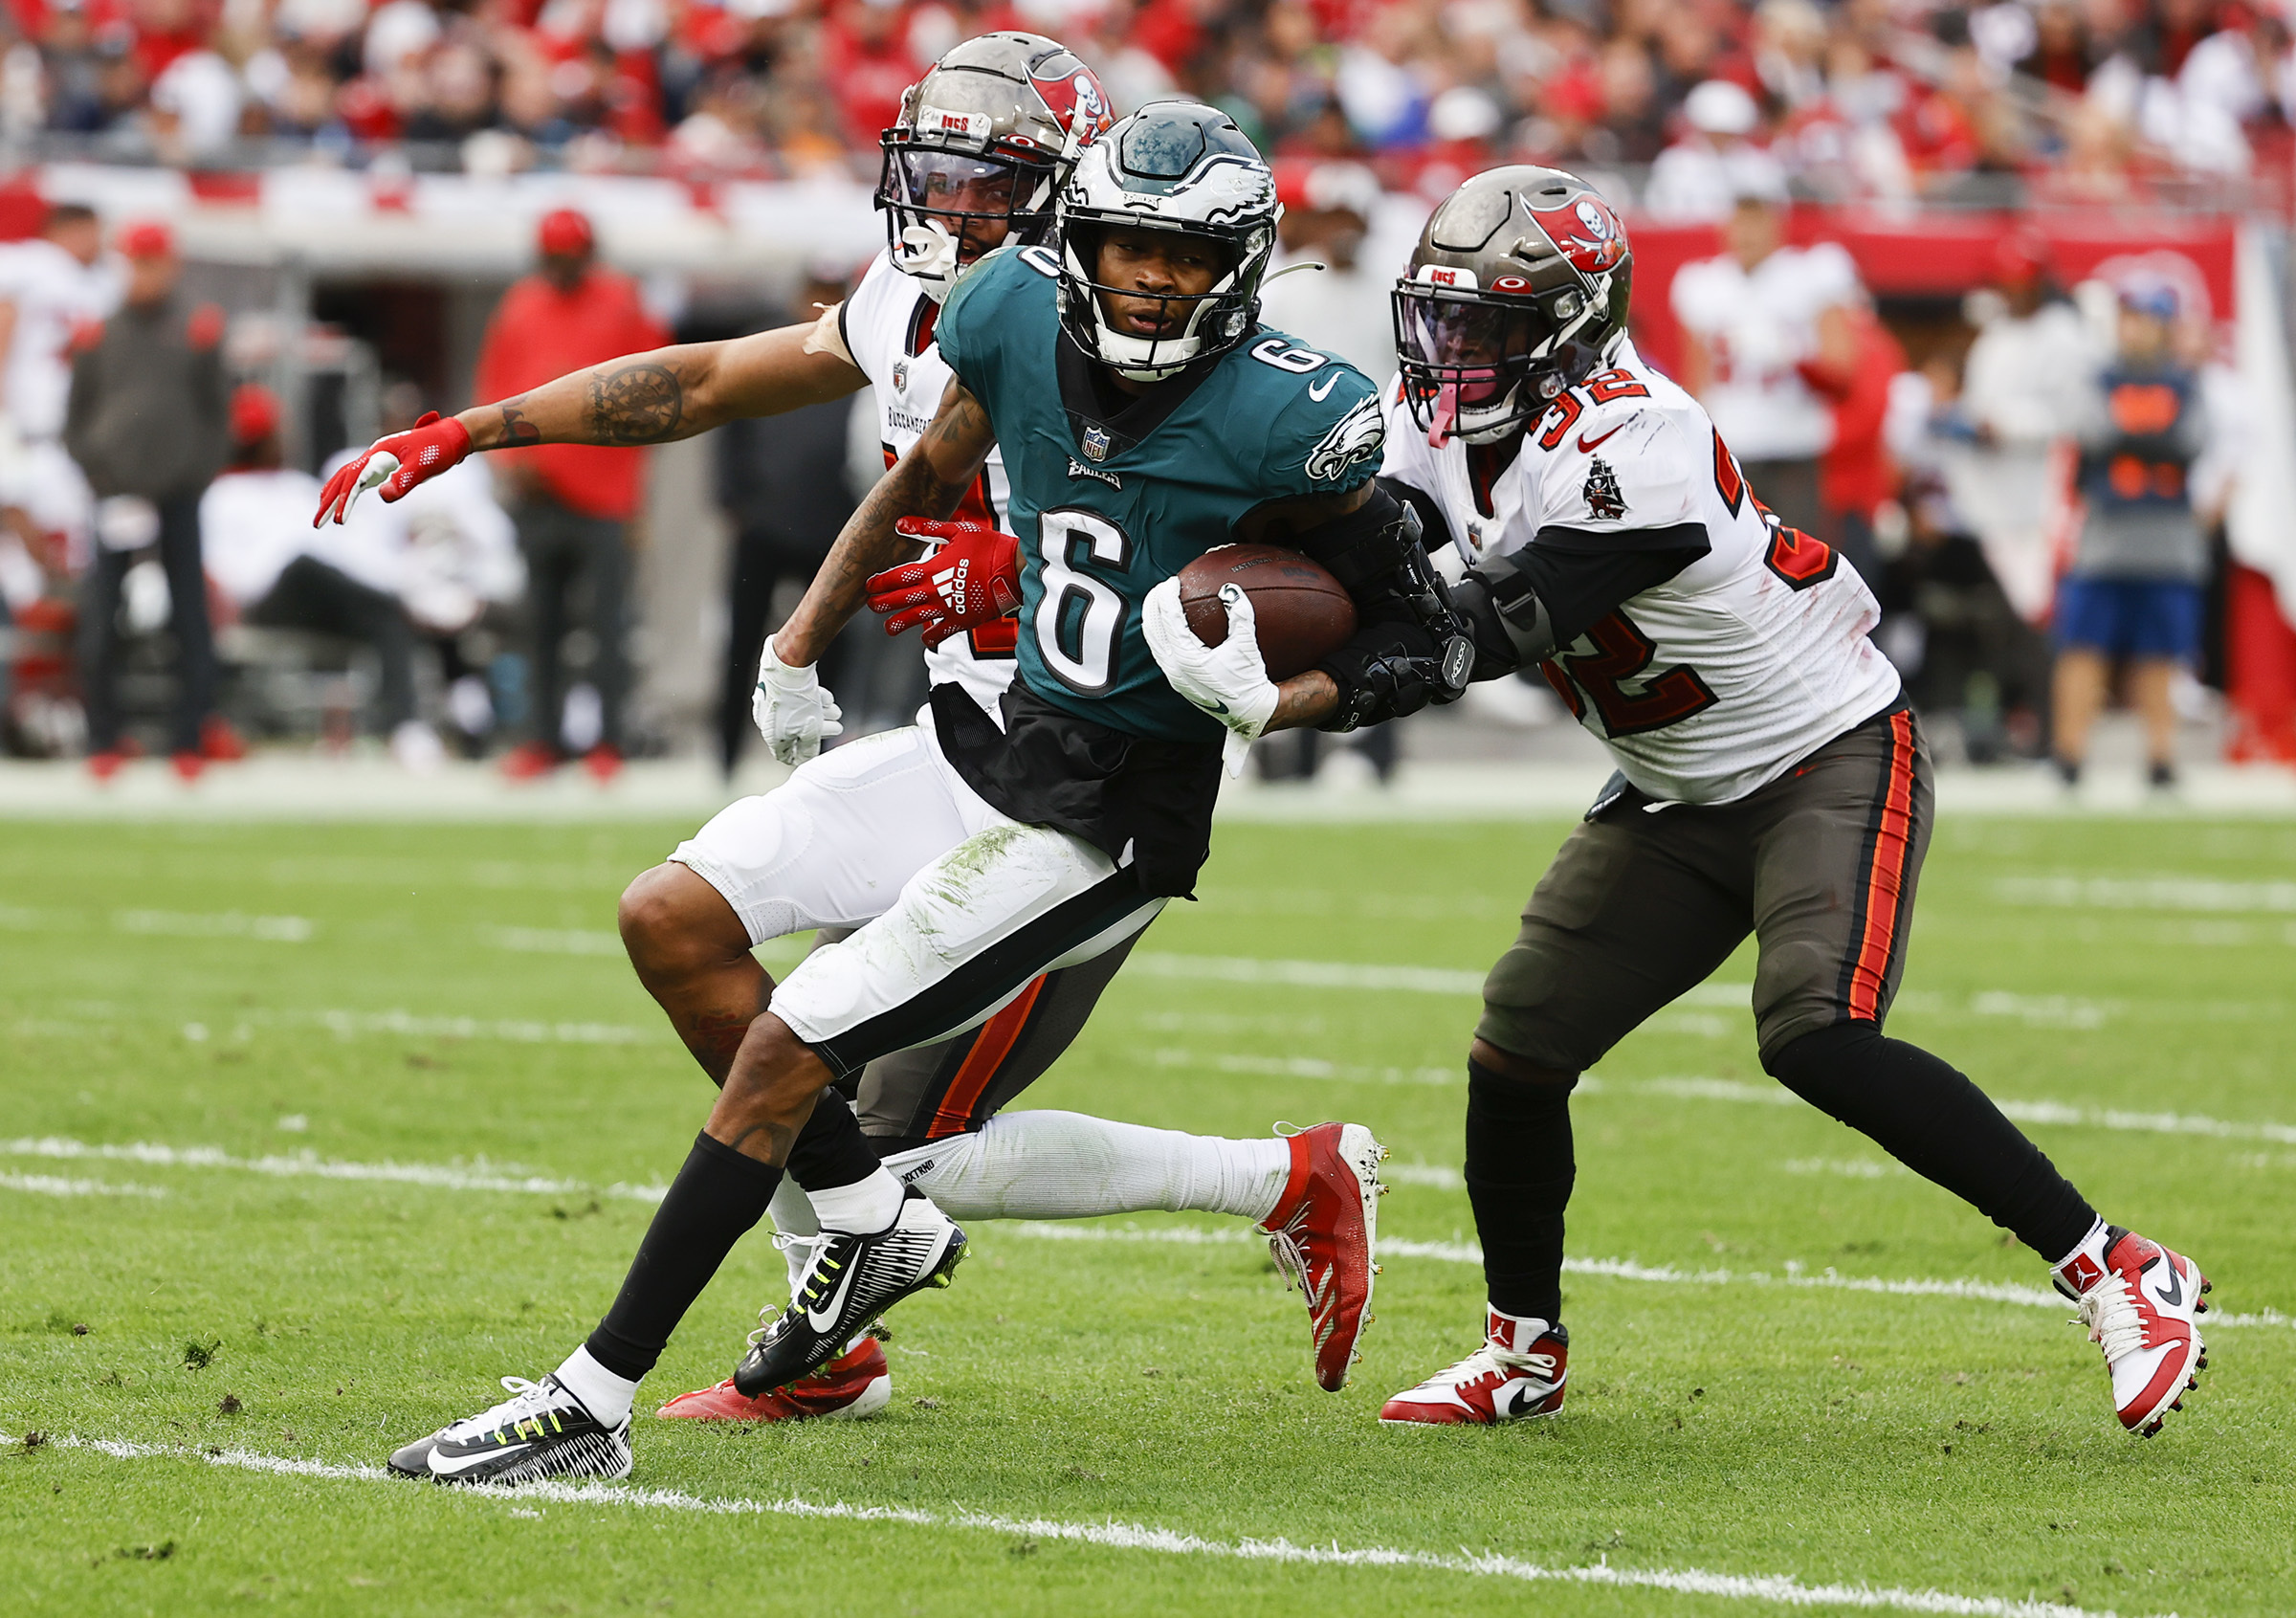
[733,100,1469,1380]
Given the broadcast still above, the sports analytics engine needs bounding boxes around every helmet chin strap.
[895,219,961,303]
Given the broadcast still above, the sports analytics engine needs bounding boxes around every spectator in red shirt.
[1802,303,1908,587]
[473,207,668,782]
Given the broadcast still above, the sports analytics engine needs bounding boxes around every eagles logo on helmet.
[1054,100,1282,383]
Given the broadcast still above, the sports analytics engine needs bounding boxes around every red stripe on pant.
[1847,711,1917,1022]
[924,974,1048,1139]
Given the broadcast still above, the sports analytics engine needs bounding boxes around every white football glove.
[751,634,843,765]
[1141,577,1280,778]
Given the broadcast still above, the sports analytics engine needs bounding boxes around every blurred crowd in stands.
[0,0,2290,204]
[0,175,2241,787]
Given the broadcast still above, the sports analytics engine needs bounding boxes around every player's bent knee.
[1468,1037,1578,1089]
[713,1016,834,1133]
[1760,1019,1880,1085]
[619,862,750,975]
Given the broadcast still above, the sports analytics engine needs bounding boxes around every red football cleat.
[581,743,623,785]
[499,742,562,783]
[2053,1225,2209,1436]
[1259,1121,1385,1391]
[655,1336,890,1422]
[1380,1310,1569,1426]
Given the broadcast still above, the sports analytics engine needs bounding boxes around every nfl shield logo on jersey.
[1081,424,1112,461]
[892,358,910,394]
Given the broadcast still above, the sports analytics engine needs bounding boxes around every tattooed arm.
[455,322,867,451]
[773,378,997,667]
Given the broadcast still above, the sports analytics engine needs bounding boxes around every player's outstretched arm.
[774,378,997,668]
[462,324,865,454]
[314,324,865,524]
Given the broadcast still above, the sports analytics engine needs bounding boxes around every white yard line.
[300,1008,657,1046]
[0,1171,166,1198]
[114,909,315,942]
[1145,1046,1457,1086]
[1000,1223,2291,1331]
[1382,1161,1465,1189]
[484,926,627,956]
[10,1131,2284,1328]
[1129,951,1488,996]
[1998,875,2296,913]
[4,1430,2152,1618]
[0,1136,666,1203]
[1635,1075,2296,1146]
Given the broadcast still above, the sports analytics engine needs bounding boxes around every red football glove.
[866,517,1022,649]
[313,411,474,526]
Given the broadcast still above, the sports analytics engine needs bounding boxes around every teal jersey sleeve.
[1206,330,1387,504]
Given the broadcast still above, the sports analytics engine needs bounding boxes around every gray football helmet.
[877,33,1112,303]
[1392,166,1634,446]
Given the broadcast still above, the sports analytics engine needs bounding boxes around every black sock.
[1464,1056,1578,1322]
[585,1132,782,1382]
[784,1088,881,1193]
[1763,1022,2097,1259]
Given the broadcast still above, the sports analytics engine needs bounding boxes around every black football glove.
[1317,621,1449,733]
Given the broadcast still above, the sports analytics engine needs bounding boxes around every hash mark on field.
[10,1430,2158,1618]
[0,1172,166,1198]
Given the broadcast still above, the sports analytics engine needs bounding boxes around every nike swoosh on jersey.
[1308,373,1339,402]
[429,1441,531,1476]
[1577,424,1627,454]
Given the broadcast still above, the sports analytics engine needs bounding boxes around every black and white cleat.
[734,1190,966,1397]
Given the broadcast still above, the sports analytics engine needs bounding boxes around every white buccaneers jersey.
[1381,338,1901,805]
[838,250,1017,719]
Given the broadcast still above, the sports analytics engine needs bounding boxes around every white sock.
[552,1344,638,1428]
[2049,1215,2109,1272]
[879,1111,1292,1223]
[766,1176,820,1301]
[806,1164,905,1232]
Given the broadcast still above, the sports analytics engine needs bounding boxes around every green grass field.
[3,809,2293,1616]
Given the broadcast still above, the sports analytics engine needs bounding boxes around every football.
[1177,543,1358,681]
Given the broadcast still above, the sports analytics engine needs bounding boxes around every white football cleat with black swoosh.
[389,1373,631,1485]
[733,1190,966,1397]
